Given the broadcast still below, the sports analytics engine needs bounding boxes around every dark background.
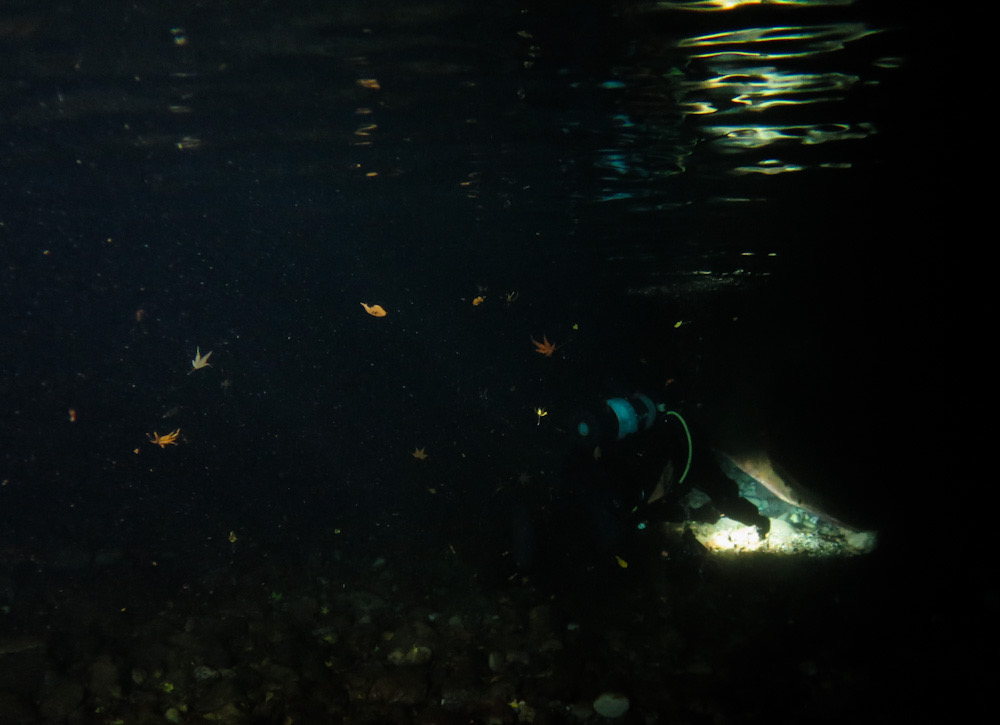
[0,0,933,590]
[2,2,974,721]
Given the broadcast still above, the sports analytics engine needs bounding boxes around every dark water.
[0,1,956,722]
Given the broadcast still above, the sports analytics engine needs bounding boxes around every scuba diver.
[574,391,769,531]
[504,388,770,588]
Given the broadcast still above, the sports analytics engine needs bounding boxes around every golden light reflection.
[679,23,879,61]
[695,69,859,111]
[731,162,805,176]
[702,122,875,150]
[353,123,377,147]
[653,0,855,10]
[679,101,717,115]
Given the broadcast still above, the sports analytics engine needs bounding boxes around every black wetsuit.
[559,408,770,568]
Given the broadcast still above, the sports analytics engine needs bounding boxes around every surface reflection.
[576,3,894,226]
[700,121,877,149]
[679,23,879,60]
[689,69,863,112]
[675,19,884,177]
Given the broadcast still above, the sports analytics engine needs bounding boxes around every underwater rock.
[527,605,552,638]
[39,678,84,722]
[285,595,320,624]
[568,701,596,720]
[388,645,432,666]
[366,668,428,705]
[193,677,242,714]
[88,655,121,699]
[432,650,479,692]
[387,620,437,666]
[511,699,538,723]
[192,664,220,682]
[505,649,530,668]
[538,638,563,654]
[593,691,630,718]
[438,683,486,715]
[348,590,389,619]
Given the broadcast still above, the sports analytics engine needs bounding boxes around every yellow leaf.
[361,302,387,317]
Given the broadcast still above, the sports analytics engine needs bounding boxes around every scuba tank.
[575,392,693,491]
[576,392,659,444]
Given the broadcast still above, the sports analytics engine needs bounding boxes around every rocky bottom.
[0,526,901,725]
